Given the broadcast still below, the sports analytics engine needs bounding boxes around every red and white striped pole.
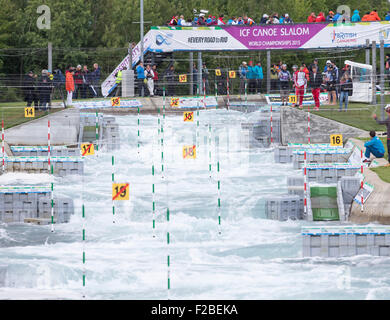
[307,106,311,144]
[227,75,230,111]
[304,151,307,215]
[203,78,206,109]
[360,149,364,212]
[2,120,4,173]
[270,105,273,144]
[48,120,51,172]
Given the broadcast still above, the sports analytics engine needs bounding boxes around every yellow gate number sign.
[183,111,194,122]
[215,69,221,76]
[330,134,343,147]
[81,143,95,156]
[229,71,236,79]
[170,97,179,107]
[112,183,129,201]
[111,97,121,107]
[179,74,187,83]
[288,95,297,104]
[183,145,196,159]
[24,107,35,118]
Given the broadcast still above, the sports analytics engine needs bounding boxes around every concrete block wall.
[0,187,74,224]
[274,144,341,164]
[304,164,361,184]
[264,194,302,221]
[1,157,84,176]
[302,226,390,257]
[10,146,79,157]
[79,113,120,151]
[292,150,352,169]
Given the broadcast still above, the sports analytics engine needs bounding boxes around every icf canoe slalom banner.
[102,22,390,96]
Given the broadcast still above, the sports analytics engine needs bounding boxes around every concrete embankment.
[5,108,80,146]
[280,106,368,144]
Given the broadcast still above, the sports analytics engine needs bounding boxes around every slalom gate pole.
[47,120,50,161]
[2,120,4,173]
[137,106,140,154]
[360,149,364,212]
[217,160,221,235]
[112,155,116,223]
[51,175,54,233]
[215,81,218,103]
[307,106,311,144]
[245,80,248,113]
[167,206,170,299]
[270,105,273,144]
[82,164,86,298]
[203,79,206,109]
[196,85,200,149]
[304,151,307,215]
[95,111,99,153]
[161,87,165,179]
[226,76,230,111]
[208,124,212,179]
[152,163,156,238]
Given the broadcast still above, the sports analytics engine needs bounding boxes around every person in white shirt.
[144,64,155,97]
[293,64,307,108]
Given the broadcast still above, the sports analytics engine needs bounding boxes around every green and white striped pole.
[112,155,115,224]
[167,207,171,299]
[81,166,86,298]
[217,161,221,235]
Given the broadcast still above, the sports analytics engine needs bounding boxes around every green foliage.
[1,0,390,82]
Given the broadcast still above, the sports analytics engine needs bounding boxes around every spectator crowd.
[167,8,390,26]
[22,63,101,109]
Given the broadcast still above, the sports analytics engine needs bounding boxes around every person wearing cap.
[73,65,83,99]
[372,105,390,166]
[260,14,268,24]
[23,71,37,108]
[326,11,334,22]
[283,13,293,24]
[37,69,52,111]
[278,64,291,106]
[239,61,248,95]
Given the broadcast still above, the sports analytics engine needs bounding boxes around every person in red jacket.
[293,64,308,109]
[307,12,317,23]
[152,65,159,95]
[73,65,83,99]
[316,12,326,22]
[370,10,381,21]
[65,67,75,107]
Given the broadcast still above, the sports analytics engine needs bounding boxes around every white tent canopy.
[344,60,373,103]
